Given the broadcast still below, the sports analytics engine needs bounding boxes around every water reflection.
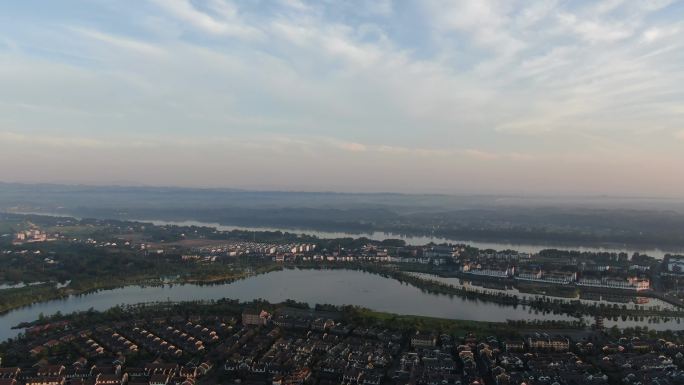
[3,269,683,342]
[1,268,575,341]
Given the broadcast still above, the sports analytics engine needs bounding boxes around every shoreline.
[3,264,683,328]
[8,211,684,255]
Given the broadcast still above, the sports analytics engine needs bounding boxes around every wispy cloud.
[641,24,682,43]
[148,0,264,40]
[1,0,684,194]
[69,27,165,55]
[0,131,114,149]
[556,13,636,43]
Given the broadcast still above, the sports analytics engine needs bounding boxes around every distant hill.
[2,182,684,248]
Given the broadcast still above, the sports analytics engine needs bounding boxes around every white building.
[668,257,684,274]
[577,276,650,291]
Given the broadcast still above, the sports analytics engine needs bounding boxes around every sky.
[1,0,683,196]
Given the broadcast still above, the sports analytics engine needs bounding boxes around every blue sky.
[1,0,683,195]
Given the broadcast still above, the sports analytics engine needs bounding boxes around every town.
[2,214,684,317]
[2,300,684,385]
[3,214,684,385]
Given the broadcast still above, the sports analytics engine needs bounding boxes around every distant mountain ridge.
[2,182,684,248]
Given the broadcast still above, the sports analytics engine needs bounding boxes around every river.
[1,268,681,342]
[140,219,683,259]
[10,212,683,258]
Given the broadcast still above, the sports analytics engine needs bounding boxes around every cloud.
[592,0,626,15]
[278,0,309,11]
[1,1,684,195]
[148,0,264,39]
[461,149,500,161]
[426,0,525,57]
[641,24,682,43]
[363,0,393,16]
[515,1,559,28]
[637,0,675,11]
[0,129,535,165]
[556,13,636,43]
[69,27,165,55]
[0,131,118,149]
[333,141,367,152]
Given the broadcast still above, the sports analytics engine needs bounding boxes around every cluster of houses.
[225,324,398,385]
[0,362,211,385]
[2,317,227,385]
[268,244,470,266]
[484,333,684,385]
[460,263,651,291]
[186,242,317,260]
[461,263,650,291]
[8,307,684,385]
[393,332,478,385]
[12,229,52,245]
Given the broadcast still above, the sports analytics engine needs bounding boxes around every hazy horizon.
[3,180,684,205]
[2,1,684,196]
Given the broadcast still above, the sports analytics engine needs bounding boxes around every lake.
[1,268,681,342]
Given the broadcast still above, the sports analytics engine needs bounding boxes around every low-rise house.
[24,377,65,385]
[0,368,20,379]
[242,310,270,326]
[577,276,650,291]
[462,263,514,278]
[527,335,570,352]
[411,332,437,348]
[36,366,65,378]
[503,340,525,352]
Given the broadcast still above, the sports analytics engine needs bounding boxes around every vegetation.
[2,213,683,325]
[341,306,585,338]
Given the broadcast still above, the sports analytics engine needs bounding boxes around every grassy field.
[0,220,22,234]
[346,307,519,337]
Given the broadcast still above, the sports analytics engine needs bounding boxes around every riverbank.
[11,211,684,257]
[3,267,683,342]
[0,264,283,315]
[6,298,587,342]
[3,262,683,321]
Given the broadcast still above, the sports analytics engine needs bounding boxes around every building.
[12,229,50,245]
[461,263,514,278]
[577,276,650,291]
[527,335,570,352]
[411,331,437,348]
[503,340,525,352]
[36,366,65,378]
[667,257,684,274]
[242,310,270,326]
[516,267,542,281]
[25,378,65,385]
[0,368,20,380]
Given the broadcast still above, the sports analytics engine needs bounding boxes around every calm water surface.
[2,269,682,342]
[1,269,574,341]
